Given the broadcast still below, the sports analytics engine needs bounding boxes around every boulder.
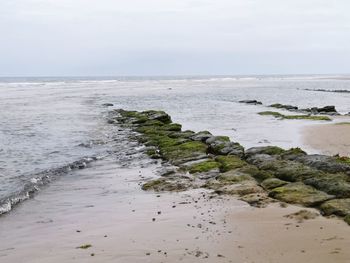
[206,136,244,157]
[303,175,350,198]
[320,199,350,216]
[261,178,288,190]
[190,131,213,142]
[269,182,334,206]
[295,154,350,173]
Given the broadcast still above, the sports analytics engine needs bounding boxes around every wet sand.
[303,122,350,156]
[1,156,350,263]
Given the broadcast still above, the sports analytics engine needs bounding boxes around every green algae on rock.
[269,182,334,207]
[258,111,331,121]
[188,160,220,174]
[111,109,350,224]
[261,178,288,190]
[320,199,350,216]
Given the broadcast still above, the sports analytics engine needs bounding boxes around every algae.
[258,111,331,121]
[188,160,220,174]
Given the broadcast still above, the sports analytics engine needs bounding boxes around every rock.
[216,180,264,196]
[188,160,220,174]
[239,100,263,105]
[239,192,271,207]
[190,131,213,142]
[269,182,334,207]
[245,146,285,158]
[295,154,350,173]
[270,103,298,110]
[303,174,350,198]
[142,178,190,192]
[142,110,172,124]
[206,136,244,157]
[246,154,280,166]
[102,103,114,107]
[320,199,350,216]
[261,178,288,190]
[345,215,350,225]
[216,170,254,183]
[256,159,321,182]
[215,155,247,172]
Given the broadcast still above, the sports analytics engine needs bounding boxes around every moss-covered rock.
[269,182,334,207]
[303,174,350,198]
[216,170,254,184]
[261,178,288,190]
[238,165,273,181]
[269,103,298,110]
[215,155,247,172]
[258,111,331,121]
[188,160,220,174]
[190,131,213,142]
[142,178,189,192]
[257,160,321,182]
[216,180,264,196]
[245,146,285,157]
[142,110,172,124]
[320,199,350,216]
[344,215,350,225]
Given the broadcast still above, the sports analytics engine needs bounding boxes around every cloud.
[1,0,350,75]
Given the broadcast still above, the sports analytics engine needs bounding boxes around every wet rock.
[215,155,247,172]
[270,103,298,110]
[215,180,264,196]
[102,103,114,107]
[245,146,285,158]
[345,215,350,225]
[206,136,244,157]
[261,178,288,190]
[190,131,213,142]
[239,192,271,207]
[320,199,350,216]
[246,154,280,166]
[188,160,221,174]
[295,154,350,174]
[257,159,321,182]
[269,182,334,207]
[239,100,262,105]
[303,174,350,198]
[216,170,254,183]
[142,110,172,124]
[142,178,190,192]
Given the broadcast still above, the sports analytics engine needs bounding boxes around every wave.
[0,155,105,215]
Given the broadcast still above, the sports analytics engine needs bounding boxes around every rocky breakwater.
[109,109,350,225]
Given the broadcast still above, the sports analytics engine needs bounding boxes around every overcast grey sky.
[1,0,350,76]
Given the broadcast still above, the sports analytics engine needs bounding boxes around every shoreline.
[1,157,350,263]
[1,109,350,262]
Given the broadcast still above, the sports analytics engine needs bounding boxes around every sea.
[1,75,350,214]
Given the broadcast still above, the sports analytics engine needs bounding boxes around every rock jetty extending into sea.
[108,109,350,225]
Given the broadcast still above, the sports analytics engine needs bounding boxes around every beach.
[1,156,350,263]
[303,122,350,156]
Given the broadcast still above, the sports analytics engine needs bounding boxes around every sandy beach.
[1,154,350,263]
[303,122,350,156]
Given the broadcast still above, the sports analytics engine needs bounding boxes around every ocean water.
[1,75,350,214]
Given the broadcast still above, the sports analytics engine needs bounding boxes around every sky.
[1,0,350,76]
